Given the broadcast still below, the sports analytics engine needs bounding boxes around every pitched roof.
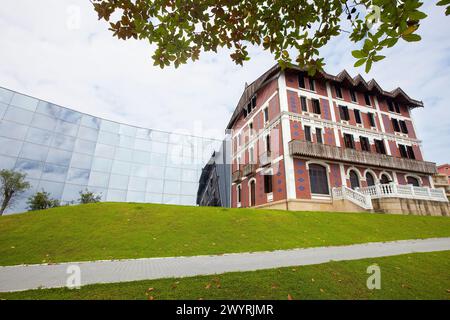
[226,64,424,129]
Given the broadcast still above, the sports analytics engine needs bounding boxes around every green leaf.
[365,59,372,73]
[354,58,366,67]
[409,11,427,20]
[351,50,366,59]
[372,55,385,62]
[437,0,450,6]
[402,34,421,42]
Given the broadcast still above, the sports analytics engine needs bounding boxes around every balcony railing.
[232,170,241,183]
[242,163,257,177]
[289,140,437,175]
[358,183,448,202]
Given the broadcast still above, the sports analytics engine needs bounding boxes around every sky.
[0,1,449,164]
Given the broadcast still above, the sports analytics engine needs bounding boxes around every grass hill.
[1,202,449,266]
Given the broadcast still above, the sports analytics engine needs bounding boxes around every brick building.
[228,65,448,214]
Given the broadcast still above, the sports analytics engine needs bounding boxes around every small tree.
[78,189,102,204]
[0,169,30,215]
[27,190,60,211]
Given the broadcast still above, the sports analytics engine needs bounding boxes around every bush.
[27,191,60,211]
[78,189,102,204]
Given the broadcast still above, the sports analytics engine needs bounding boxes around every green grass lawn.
[0,202,449,266]
[1,251,449,300]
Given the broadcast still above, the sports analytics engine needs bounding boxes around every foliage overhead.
[27,190,60,212]
[92,0,449,74]
[0,169,30,215]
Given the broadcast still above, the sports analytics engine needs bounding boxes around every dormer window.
[364,93,371,106]
[263,107,269,123]
[309,78,315,92]
[350,90,357,102]
[335,86,343,99]
[298,73,305,89]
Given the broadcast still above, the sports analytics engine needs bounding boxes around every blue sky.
[0,1,448,164]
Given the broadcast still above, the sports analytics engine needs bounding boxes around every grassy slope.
[0,202,449,266]
[1,251,449,300]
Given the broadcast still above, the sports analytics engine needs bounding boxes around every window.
[366,172,375,186]
[249,121,253,133]
[300,96,307,112]
[309,164,329,195]
[374,139,386,154]
[380,174,390,184]
[349,170,360,189]
[237,185,241,203]
[350,90,357,102]
[264,174,273,193]
[364,93,371,106]
[251,96,257,109]
[315,128,323,144]
[298,73,305,88]
[392,118,401,132]
[407,176,420,187]
[305,126,312,142]
[387,100,395,112]
[265,134,271,152]
[368,113,376,127]
[407,145,415,160]
[335,86,343,98]
[309,78,315,91]
[399,120,408,134]
[246,102,251,115]
[312,99,321,114]
[399,144,408,158]
[344,133,355,149]
[249,146,254,163]
[243,108,247,118]
[394,102,401,113]
[263,107,269,123]
[339,105,350,121]
[354,109,362,124]
[238,133,242,146]
[360,136,370,152]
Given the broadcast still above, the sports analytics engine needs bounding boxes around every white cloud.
[0,1,448,164]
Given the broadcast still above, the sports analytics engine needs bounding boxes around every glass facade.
[0,87,222,214]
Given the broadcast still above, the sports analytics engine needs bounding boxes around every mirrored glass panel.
[25,127,53,146]
[145,193,163,204]
[70,153,93,170]
[31,113,57,131]
[107,189,127,202]
[164,180,181,194]
[114,147,133,162]
[148,165,164,179]
[91,157,113,172]
[100,120,120,133]
[62,184,84,203]
[0,137,23,157]
[0,120,28,140]
[59,109,81,124]
[19,142,49,162]
[81,114,101,129]
[88,171,110,188]
[0,88,13,104]
[51,135,76,151]
[0,155,17,170]
[55,120,78,137]
[95,143,115,159]
[37,180,64,199]
[78,126,99,142]
[46,149,72,167]
[4,106,34,125]
[66,168,90,185]
[0,102,8,119]
[127,191,145,203]
[146,178,164,193]
[163,194,180,205]
[109,174,129,190]
[10,93,38,111]
[98,131,119,146]
[36,101,61,118]
[119,124,136,137]
[74,139,96,155]
[130,164,147,178]
[111,160,131,175]
[41,163,68,182]
[14,159,43,179]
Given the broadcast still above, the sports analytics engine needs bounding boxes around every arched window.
[407,176,420,187]
[349,170,360,189]
[366,172,375,187]
[309,164,329,195]
[380,174,390,184]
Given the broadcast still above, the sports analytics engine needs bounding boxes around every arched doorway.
[309,164,329,195]
[407,176,420,187]
[380,174,390,184]
[249,180,256,207]
[366,172,375,187]
[349,170,360,189]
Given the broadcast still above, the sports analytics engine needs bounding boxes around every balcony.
[242,163,257,177]
[259,151,272,167]
[232,170,241,183]
[289,140,437,175]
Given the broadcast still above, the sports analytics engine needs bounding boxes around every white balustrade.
[358,183,448,203]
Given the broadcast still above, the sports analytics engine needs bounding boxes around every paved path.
[1,237,449,292]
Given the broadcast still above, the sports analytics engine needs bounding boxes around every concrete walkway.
[1,237,449,292]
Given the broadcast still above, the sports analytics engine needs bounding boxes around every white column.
[278,71,296,200]
[373,96,392,156]
[340,163,346,186]
[325,82,341,147]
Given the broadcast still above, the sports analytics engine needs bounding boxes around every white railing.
[358,183,448,203]
[332,185,373,210]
